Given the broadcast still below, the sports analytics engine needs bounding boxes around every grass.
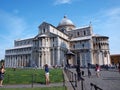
[0,86,66,90]
[4,68,64,84]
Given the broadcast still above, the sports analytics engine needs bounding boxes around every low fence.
[64,68,84,90]
[90,83,103,90]
[64,68,77,90]
[64,68,103,90]
[4,68,66,88]
[5,73,46,86]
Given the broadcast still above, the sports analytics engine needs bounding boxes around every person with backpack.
[44,64,50,85]
[76,64,81,81]
[95,64,100,77]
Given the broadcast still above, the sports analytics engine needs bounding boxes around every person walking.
[88,69,91,78]
[0,65,5,87]
[76,64,81,81]
[44,64,50,85]
[95,64,100,77]
[88,63,91,78]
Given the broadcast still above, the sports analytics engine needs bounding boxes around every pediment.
[38,22,50,28]
[33,32,58,40]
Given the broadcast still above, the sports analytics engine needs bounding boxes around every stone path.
[69,68,120,90]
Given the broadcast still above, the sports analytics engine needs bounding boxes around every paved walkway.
[0,83,64,88]
[69,68,120,90]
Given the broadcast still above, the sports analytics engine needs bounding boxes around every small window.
[43,28,45,33]
[73,45,75,48]
[82,44,84,48]
[70,34,73,37]
[53,38,54,42]
[77,32,79,36]
[84,31,86,35]
[61,28,65,32]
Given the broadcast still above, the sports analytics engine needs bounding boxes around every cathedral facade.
[5,16,111,68]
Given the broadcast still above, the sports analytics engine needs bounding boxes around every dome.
[57,16,75,31]
[58,16,75,27]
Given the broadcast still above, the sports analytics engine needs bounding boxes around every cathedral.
[5,16,111,68]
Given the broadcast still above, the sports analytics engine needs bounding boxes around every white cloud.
[0,10,36,59]
[0,10,27,38]
[54,0,72,5]
[92,7,120,54]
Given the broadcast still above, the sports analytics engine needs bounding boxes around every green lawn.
[0,86,66,90]
[4,68,64,84]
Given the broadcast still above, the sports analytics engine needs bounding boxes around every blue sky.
[0,0,120,60]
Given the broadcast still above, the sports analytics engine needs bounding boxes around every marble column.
[38,53,40,68]
[53,49,55,66]
[57,47,60,65]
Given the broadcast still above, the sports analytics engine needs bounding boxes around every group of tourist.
[76,64,101,80]
[76,62,120,80]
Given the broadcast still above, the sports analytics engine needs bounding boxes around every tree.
[0,59,5,66]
